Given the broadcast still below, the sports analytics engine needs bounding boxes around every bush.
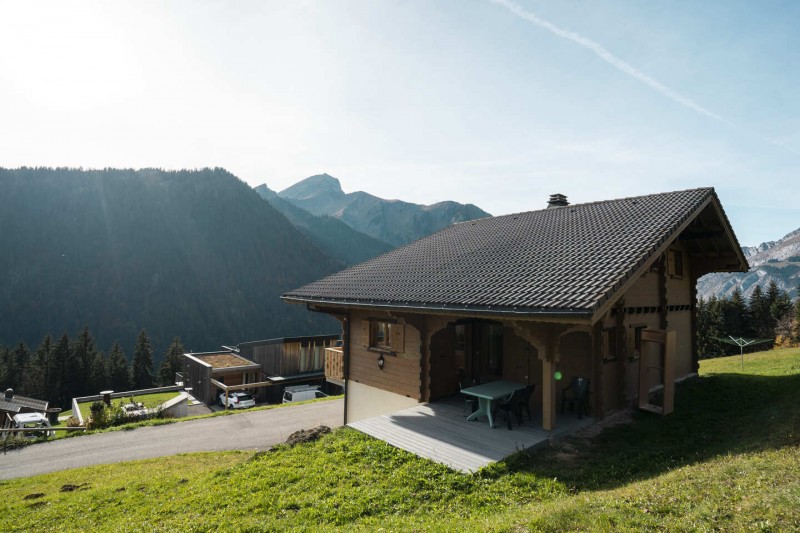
[65,416,81,427]
[87,401,109,430]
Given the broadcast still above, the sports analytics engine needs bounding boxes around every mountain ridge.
[697,227,800,301]
[273,173,491,246]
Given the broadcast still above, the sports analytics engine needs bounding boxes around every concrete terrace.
[349,400,594,473]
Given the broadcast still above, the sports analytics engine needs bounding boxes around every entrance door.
[456,321,503,384]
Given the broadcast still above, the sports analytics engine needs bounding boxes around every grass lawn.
[73,391,182,423]
[1,349,798,531]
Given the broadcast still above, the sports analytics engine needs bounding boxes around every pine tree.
[0,346,8,388]
[131,330,154,389]
[770,287,792,327]
[21,335,53,399]
[53,333,73,408]
[698,295,728,357]
[9,342,30,388]
[157,337,184,386]
[89,351,109,393]
[72,326,97,395]
[748,284,771,338]
[721,289,748,346]
[793,284,800,343]
[56,333,81,406]
[108,342,132,392]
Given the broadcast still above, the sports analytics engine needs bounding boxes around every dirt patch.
[285,426,331,446]
[548,409,635,461]
[27,500,48,509]
[60,483,90,492]
[571,408,634,440]
[23,493,45,500]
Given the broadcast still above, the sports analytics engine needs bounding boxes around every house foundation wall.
[345,381,420,423]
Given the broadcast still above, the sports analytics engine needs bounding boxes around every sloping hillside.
[0,167,340,354]
[278,173,491,246]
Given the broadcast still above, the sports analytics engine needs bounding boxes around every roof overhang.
[282,295,594,325]
[589,193,748,323]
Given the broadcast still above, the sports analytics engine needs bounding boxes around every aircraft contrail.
[490,0,734,126]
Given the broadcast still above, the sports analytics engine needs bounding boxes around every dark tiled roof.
[0,394,49,413]
[283,188,721,316]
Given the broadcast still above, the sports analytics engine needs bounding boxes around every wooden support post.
[591,321,604,420]
[689,275,699,373]
[658,254,668,330]
[615,302,626,408]
[541,356,556,431]
[663,331,676,414]
[539,330,559,431]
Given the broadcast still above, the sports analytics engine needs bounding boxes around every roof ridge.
[459,187,715,223]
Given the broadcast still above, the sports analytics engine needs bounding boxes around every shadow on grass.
[491,372,800,490]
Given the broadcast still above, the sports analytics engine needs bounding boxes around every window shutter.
[361,320,370,347]
[391,323,405,353]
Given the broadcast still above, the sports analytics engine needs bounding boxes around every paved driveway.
[0,399,343,480]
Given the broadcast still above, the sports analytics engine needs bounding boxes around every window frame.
[368,319,396,354]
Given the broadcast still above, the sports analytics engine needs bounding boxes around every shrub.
[88,401,109,430]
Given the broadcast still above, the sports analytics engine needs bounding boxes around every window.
[669,250,684,278]
[370,321,391,349]
[630,324,646,361]
[602,327,617,362]
[486,324,503,375]
[368,320,404,353]
[454,324,466,352]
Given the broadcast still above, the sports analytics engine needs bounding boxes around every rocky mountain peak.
[698,226,800,301]
[279,173,343,201]
[253,183,277,199]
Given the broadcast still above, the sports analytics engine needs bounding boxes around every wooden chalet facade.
[283,189,748,430]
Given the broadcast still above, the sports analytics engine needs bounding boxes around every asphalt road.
[0,399,344,480]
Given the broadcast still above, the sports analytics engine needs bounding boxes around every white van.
[13,412,53,438]
[282,385,327,404]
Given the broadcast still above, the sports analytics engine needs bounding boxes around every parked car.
[219,391,256,409]
[12,412,53,438]
[282,385,327,403]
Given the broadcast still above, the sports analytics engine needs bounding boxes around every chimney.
[4,388,13,400]
[547,193,569,208]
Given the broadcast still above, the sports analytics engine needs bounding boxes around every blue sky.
[1,1,798,246]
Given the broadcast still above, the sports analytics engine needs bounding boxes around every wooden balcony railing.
[324,347,344,382]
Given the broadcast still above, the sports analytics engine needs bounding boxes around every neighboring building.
[283,188,748,429]
[182,351,263,404]
[1,389,49,425]
[238,335,340,403]
[182,334,340,405]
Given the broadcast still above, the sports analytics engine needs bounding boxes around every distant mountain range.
[697,228,800,301]
[253,184,394,267]
[259,173,491,248]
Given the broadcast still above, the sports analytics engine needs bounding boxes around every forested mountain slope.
[0,167,340,355]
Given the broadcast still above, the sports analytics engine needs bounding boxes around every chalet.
[283,188,748,432]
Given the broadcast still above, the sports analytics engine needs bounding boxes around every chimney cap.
[547,193,569,208]
[4,388,13,400]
